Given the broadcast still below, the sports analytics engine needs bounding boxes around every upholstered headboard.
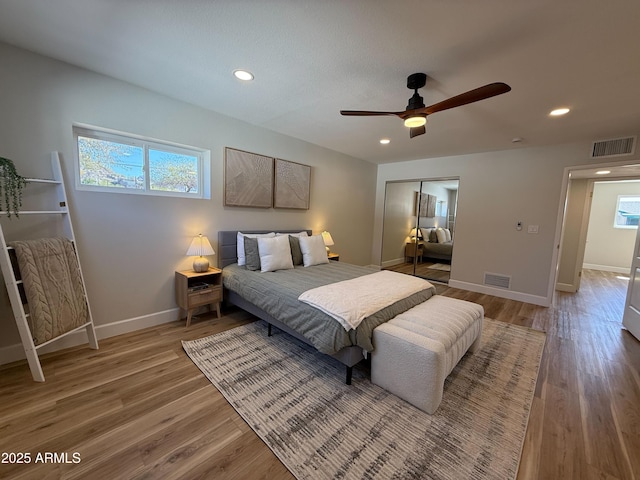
[218,229,313,268]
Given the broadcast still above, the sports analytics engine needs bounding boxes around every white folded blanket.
[298,270,434,331]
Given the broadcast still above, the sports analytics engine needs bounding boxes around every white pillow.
[444,228,452,242]
[420,228,433,242]
[258,235,294,272]
[237,232,275,266]
[299,234,329,267]
[276,231,308,237]
[436,228,447,244]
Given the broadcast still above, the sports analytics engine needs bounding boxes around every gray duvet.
[223,262,436,355]
[422,240,453,260]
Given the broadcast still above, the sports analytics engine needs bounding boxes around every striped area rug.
[183,318,545,480]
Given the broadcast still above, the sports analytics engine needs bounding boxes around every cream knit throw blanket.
[11,237,89,345]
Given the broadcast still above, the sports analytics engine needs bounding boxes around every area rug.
[182,318,545,480]
[427,263,451,272]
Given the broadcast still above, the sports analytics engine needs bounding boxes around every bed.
[420,227,453,262]
[421,240,453,262]
[218,230,437,384]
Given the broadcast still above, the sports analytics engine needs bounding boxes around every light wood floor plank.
[0,269,637,480]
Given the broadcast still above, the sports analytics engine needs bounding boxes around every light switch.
[527,225,539,234]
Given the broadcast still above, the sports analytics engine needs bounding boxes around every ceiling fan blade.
[340,110,402,117]
[410,126,426,138]
[423,82,511,115]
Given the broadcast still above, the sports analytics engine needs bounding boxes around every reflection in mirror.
[381,178,458,283]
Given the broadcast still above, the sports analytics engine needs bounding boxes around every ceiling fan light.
[404,116,427,128]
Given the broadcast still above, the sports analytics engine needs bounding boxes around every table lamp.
[187,234,215,272]
[321,231,334,253]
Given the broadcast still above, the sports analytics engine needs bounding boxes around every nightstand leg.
[215,303,221,319]
[186,310,193,327]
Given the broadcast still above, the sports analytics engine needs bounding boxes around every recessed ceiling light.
[233,69,254,81]
[380,138,390,145]
[596,170,611,175]
[549,107,570,116]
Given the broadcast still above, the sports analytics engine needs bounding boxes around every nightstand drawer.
[188,286,222,307]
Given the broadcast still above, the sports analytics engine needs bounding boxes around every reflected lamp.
[321,231,334,253]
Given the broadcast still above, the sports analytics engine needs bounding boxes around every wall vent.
[591,136,636,158]
[484,272,511,289]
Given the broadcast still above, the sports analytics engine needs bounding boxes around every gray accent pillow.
[289,235,303,265]
[244,236,261,271]
[429,229,438,243]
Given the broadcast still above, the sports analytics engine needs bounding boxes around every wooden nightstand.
[328,252,340,261]
[175,267,223,327]
[405,242,424,263]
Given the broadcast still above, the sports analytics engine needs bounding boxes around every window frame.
[73,124,210,199]
[614,194,640,229]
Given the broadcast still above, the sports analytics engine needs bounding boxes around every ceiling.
[0,1,639,165]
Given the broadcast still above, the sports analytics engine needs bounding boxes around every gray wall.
[373,144,640,305]
[0,43,376,354]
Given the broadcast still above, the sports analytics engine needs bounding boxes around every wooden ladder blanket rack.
[0,152,98,381]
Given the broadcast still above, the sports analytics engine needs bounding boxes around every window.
[615,195,640,228]
[73,125,210,199]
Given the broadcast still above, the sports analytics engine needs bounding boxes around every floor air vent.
[484,272,511,289]
[591,136,636,158]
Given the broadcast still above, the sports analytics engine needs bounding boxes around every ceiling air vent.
[591,136,636,158]
[484,272,511,289]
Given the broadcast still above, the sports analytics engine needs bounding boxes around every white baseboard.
[381,257,405,268]
[555,282,577,293]
[0,307,180,366]
[583,263,630,274]
[448,279,550,307]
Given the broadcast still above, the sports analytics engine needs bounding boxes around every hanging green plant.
[0,157,27,218]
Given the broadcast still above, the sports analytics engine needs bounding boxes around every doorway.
[380,178,459,283]
[557,166,640,323]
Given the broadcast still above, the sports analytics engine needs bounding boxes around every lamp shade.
[410,228,423,239]
[186,234,215,256]
[321,231,334,247]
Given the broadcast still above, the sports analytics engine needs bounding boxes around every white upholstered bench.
[371,295,484,414]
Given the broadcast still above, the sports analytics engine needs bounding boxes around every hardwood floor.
[385,260,451,283]
[0,269,638,479]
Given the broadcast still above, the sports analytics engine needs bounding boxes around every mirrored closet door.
[381,178,458,283]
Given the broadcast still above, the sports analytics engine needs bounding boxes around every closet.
[0,152,98,381]
[381,178,459,283]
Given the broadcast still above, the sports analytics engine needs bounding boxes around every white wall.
[0,43,377,357]
[380,181,419,265]
[583,180,640,272]
[373,144,640,305]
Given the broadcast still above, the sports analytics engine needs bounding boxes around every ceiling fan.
[340,73,511,138]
